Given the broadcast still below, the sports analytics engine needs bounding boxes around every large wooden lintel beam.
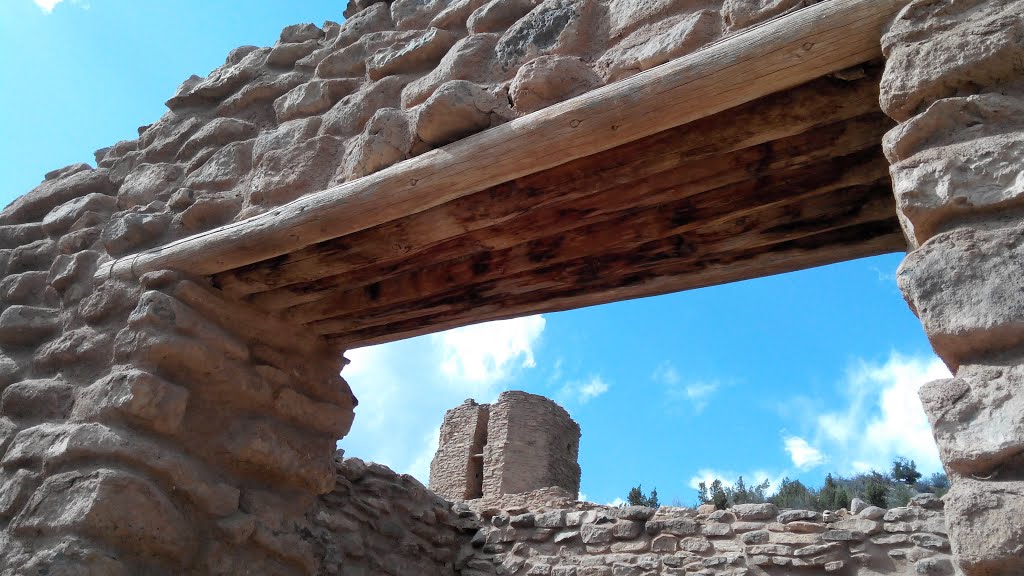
[94,0,910,282]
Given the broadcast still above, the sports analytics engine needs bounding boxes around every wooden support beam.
[95,0,909,282]
[327,221,906,349]
[274,149,891,326]
[306,178,896,336]
[219,76,887,301]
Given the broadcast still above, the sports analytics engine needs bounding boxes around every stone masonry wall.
[880,1,1024,574]
[483,391,582,499]
[312,454,463,575]
[0,0,808,572]
[432,399,491,501]
[0,269,357,574]
[452,494,959,575]
[310,457,962,576]
[5,0,1020,573]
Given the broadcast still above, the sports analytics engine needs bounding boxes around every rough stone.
[415,80,513,147]
[943,477,1024,574]
[12,469,194,562]
[510,55,601,114]
[117,163,185,209]
[898,225,1024,367]
[0,306,60,346]
[1,169,114,226]
[1,378,74,420]
[274,78,360,122]
[881,0,1024,121]
[596,10,720,82]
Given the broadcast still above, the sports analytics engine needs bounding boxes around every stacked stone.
[482,391,582,499]
[311,455,462,575]
[0,0,832,572]
[431,399,491,500]
[879,1,1024,574]
[0,262,357,572]
[454,496,957,575]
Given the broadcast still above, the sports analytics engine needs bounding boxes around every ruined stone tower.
[429,391,581,501]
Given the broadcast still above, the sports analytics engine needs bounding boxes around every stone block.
[73,369,189,435]
[12,469,194,562]
[944,477,1024,575]
[0,305,60,346]
[898,225,1024,367]
[881,0,1024,121]
[1,378,74,420]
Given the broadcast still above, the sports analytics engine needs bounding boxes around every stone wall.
[431,391,581,501]
[0,269,357,573]
[0,0,793,571]
[482,391,581,499]
[0,0,1021,572]
[452,494,958,575]
[880,0,1024,574]
[312,454,463,575]
[432,399,491,500]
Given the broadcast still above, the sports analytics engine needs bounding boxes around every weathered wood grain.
[95,0,910,282]
[309,180,899,340]
[327,222,905,348]
[215,75,886,298]
[275,150,891,325]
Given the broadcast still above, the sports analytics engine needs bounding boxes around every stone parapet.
[453,495,957,575]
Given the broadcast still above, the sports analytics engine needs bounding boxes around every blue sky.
[1,1,948,506]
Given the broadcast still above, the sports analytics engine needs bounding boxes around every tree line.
[627,457,948,510]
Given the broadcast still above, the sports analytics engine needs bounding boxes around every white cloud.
[685,382,719,413]
[656,362,720,414]
[559,375,610,405]
[436,316,545,388]
[789,352,950,477]
[33,0,62,12]
[340,316,546,485]
[32,0,88,13]
[606,497,626,507]
[783,435,826,470]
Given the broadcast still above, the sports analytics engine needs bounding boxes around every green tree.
[730,476,770,505]
[865,478,888,508]
[627,484,660,508]
[711,479,729,510]
[819,474,851,510]
[891,457,922,485]
[770,478,817,510]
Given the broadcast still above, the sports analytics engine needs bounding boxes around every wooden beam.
[274,149,891,325]
[308,179,897,337]
[95,0,909,282]
[218,76,887,300]
[238,111,891,311]
[328,222,905,349]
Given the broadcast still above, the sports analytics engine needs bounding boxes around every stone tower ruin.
[429,391,581,501]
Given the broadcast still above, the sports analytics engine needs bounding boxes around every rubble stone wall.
[0,269,357,574]
[880,1,1024,574]
[452,494,958,575]
[312,455,463,575]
